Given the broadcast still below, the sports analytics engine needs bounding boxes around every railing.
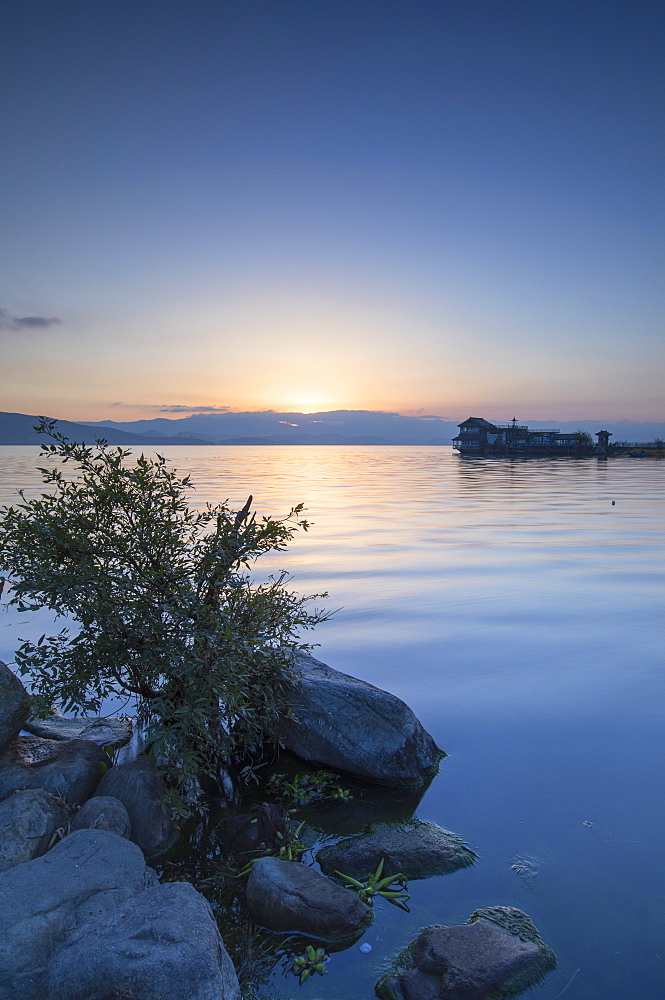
[495,425,560,434]
[614,441,661,449]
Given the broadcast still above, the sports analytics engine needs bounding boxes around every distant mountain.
[82,409,457,444]
[0,412,211,446]
[82,410,665,445]
[2,410,663,447]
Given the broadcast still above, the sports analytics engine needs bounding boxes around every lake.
[1,445,664,1000]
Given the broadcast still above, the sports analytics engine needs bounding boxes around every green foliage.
[335,858,410,910]
[265,769,352,807]
[291,945,329,984]
[0,419,330,816]
[235,819,308,877]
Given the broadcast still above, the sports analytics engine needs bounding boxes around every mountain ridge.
[1,410,664,446]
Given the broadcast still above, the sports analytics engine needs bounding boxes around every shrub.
[0,419,329,817]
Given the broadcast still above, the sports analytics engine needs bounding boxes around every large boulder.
[274,653,444,787]
[70,796,131,839]
[45,881,240,1000]
[375,907,557,1000]
[0,735,108,804]
[0,828,157,998]
[0,788,71,872]
[0,828,241,1000]
[318,819,476,881]
[95,758,178,855]
[247,856,373,941]
[24,711,133,750]
[0,660,31,752]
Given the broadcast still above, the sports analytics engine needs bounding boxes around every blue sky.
[1,0,663,422]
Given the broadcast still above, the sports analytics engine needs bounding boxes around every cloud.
[0,309,61,330]
[109,402,232,413]
[158,404,231,413]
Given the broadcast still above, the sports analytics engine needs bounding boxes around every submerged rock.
[95,758,178,855]
[0,660,31,753]
[375,906,557,1000]
[70,795,131,839]
[318,819,476,881]
[0,828,240,1000]
[24,712,133,750]
[274,652,444,787]
[214,801,290,860]
[0,787,71,872]
[0,735,108,804]
[247,856,373,941]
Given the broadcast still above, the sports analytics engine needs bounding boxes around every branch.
[234,495,253,529]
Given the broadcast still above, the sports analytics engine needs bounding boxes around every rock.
[318,819,476,881]
[246,855,373,941]
[0,735,108,804]
[95,758,178,855]
[24,711,133,750]
[0,788,71,872]
[375,907,557,1000]
[0,829,157,998]
[70,795,131,838]
[0,660,31,752]
[214,802,291,860]
[274,652,444,787]
[0,828,240,1000]
[45,881,241,1000]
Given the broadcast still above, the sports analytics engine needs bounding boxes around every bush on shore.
[0,419,329,817]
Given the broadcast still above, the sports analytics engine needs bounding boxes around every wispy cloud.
[0,309,61,331]
[110,402,231,414]
[158,404,231,413]
[403,409,453,420]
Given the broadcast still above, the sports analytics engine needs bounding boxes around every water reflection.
[1,446,664,1000]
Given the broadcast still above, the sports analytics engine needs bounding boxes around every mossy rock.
[375,906,556,1000]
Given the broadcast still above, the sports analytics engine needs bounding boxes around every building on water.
[452,417,594,457]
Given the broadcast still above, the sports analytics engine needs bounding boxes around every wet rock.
[24,711,133,750]
[0,660,31,752]
[247,856,373,941]
[45,881,241,1000]
[0,735,108,804]
[375,906,557,1000]
[214,801,290,860]
[274,652,444,787]
[95,758,178,855]
[0,787,71,872]
[0,828,240,1000]
[70,795,131,838]
[318,819,476,881]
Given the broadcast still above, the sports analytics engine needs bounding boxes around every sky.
[1,0,663,424]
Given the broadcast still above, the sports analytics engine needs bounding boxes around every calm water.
[1,446,664,999]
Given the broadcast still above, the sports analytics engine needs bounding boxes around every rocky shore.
[0,655,556,1000]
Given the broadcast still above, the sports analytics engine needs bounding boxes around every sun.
[281,392,335,414]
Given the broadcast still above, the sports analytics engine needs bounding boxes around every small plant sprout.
[274,819,307,862]
[235,819,308,878]
[291,945,329,984]
[335,858,410,911]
